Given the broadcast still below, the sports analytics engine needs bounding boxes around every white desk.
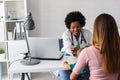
[8,56,76,80]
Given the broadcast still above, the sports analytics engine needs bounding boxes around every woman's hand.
[70,71,78,80]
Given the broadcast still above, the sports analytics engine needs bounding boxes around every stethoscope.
[71,31,86,47]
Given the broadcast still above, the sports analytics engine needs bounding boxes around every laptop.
[28,37,64,60]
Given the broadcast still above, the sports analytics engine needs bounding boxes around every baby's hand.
[70,46,77,55]
[63,61,70,70]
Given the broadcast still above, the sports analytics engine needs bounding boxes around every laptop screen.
[28,37,63,60]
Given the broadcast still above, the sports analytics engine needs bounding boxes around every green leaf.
[0,48,5,53]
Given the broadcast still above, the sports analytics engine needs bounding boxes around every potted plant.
[0,48,5,59]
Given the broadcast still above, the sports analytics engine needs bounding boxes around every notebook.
[28,37,64,60]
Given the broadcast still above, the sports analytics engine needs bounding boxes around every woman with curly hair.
[70,13,120,80]
[59,11,92,80]
[61,11,92,56]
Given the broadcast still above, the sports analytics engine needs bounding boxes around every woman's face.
[70,21,81,37]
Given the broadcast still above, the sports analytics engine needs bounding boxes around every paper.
[15,22,25,40]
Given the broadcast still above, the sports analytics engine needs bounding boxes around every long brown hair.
[93,13,120,73]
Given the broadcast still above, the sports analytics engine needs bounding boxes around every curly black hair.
[64,11,86,29]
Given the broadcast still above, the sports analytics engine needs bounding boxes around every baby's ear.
[76,49,81,56]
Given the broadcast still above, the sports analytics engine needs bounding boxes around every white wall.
[27,0,120,37]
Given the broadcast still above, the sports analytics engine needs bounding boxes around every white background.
[27,0,120,37]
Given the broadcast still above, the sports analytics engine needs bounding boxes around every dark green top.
[70,63,89,75]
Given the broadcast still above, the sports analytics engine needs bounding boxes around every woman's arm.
[62,31,73,55]
[70,48,89,79]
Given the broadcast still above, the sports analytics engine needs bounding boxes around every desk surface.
[8,55,76,73]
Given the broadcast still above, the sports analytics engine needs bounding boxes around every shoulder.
[62,29,71,37]
[81,28,91,34]
[80,46,94,56]
[83,46,95,52]
[63,29,70,34]
[81,29,92,40]
[78,46,93,62]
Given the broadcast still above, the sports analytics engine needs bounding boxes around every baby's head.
[76,47,84,57]
[76,45,89,57]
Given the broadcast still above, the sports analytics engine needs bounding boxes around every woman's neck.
[74,34,79,41]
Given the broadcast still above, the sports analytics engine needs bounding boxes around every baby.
[63,47,90,80]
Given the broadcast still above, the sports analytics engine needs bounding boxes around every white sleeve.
[87,31,92,45]
[81,29,92,47]
[61,31,72,55]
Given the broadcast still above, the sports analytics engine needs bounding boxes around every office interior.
[0,0,120,80]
